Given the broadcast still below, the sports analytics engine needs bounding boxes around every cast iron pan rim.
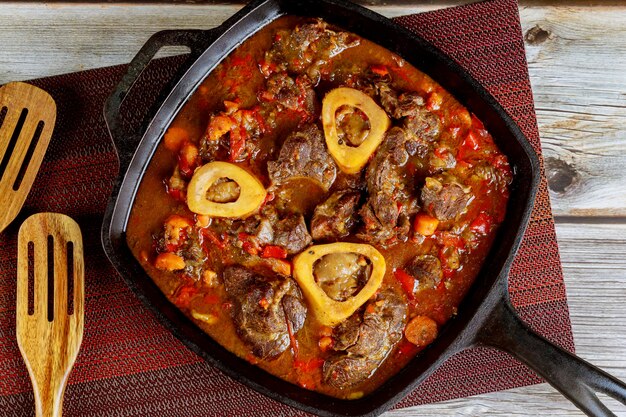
[101,1,541,416]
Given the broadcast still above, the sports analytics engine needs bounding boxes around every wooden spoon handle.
[33,380,65,417]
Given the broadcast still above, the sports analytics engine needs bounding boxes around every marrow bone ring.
[293,242,386,326]
[187,161,267,218]
[322,87,391,174]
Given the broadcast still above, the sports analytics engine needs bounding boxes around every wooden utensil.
[0,82,56,233]
[16,213,84,417]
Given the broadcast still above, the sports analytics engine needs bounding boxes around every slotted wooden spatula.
[16,213,84,417]
[0,82,56,233]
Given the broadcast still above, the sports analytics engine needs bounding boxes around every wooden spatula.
[16,213,84,417]
[0,82,56,233]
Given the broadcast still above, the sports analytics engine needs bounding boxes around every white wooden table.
[1,2,624,416]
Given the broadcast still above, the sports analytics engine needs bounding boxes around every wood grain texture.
[16,213,85,417]
[0,4,625,217]
[520,7,626,217]
[0,82,56,233]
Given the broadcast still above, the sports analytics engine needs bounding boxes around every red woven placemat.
[0,0,574,415]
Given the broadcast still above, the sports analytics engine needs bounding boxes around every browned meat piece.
[403,108,440,143]
[421,175,473,221]
[267,124,337,191]
[376,82,440,142]
[243,215,275,246]
[199,109,267,163]
[403,255,443,291]
[332,314,361,351]
[154,220,207,280]
[263,73,317,116]
[264,19,359,82]
[358,203,395,243]
[223,266,307,359]
[346,314,387,357]
[377,83,424,119]
[323,290,407,389]
[322,356,377,390]
[241,208,311,255]
[310,190,360,240]
[199,132,227,163]
[350,289,406,356]
[358,128,420,245]
[272,214,312,255]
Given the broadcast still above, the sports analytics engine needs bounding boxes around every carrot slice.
[413,212,439,236]
[404,315,438,348]
[163,127,189,152]
[154,253,186,271]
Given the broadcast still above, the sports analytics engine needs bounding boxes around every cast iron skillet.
[101,0,626,416]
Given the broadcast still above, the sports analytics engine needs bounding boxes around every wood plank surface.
[0,2,624,416]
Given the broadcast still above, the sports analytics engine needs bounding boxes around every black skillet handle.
[475,298,626,416]
[103,28,217,171]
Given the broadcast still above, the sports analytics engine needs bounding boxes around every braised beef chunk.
[323,356,377,390]
[268,124,337,191]
[199,108,267,163]
[263,73,317,116]
[243,215,275,247]
[358,128,420,245]
[403,109,441,143]
[404,255,443,291]
[376,82,440,143]
[311,190,360,240]
[223,266,306,359]
[377,83,424,119]
[323,290,407,389]
[272,214,312,255]
[265,19,359,82]
[333,314,361,351]
[154,221,207,280]
[199,130,227,163]
[241,208,312,255]
[421,174,473,221]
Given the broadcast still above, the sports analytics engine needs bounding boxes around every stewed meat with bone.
[323,289,407,389]
[264,19,360,82]
[358,127,421,245]
[311,190,360,241]
[131,16,512,399]
[421,174,474,221]
[267,124,337,191]
[223,265,307,359]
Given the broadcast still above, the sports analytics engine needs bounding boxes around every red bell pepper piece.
[261,245,288,259]
[394,268,416,300]
[470,212,493,235]
[370,64,389,77]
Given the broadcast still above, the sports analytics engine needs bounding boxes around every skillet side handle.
[103,29,216,172]
[475,299,626,417]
